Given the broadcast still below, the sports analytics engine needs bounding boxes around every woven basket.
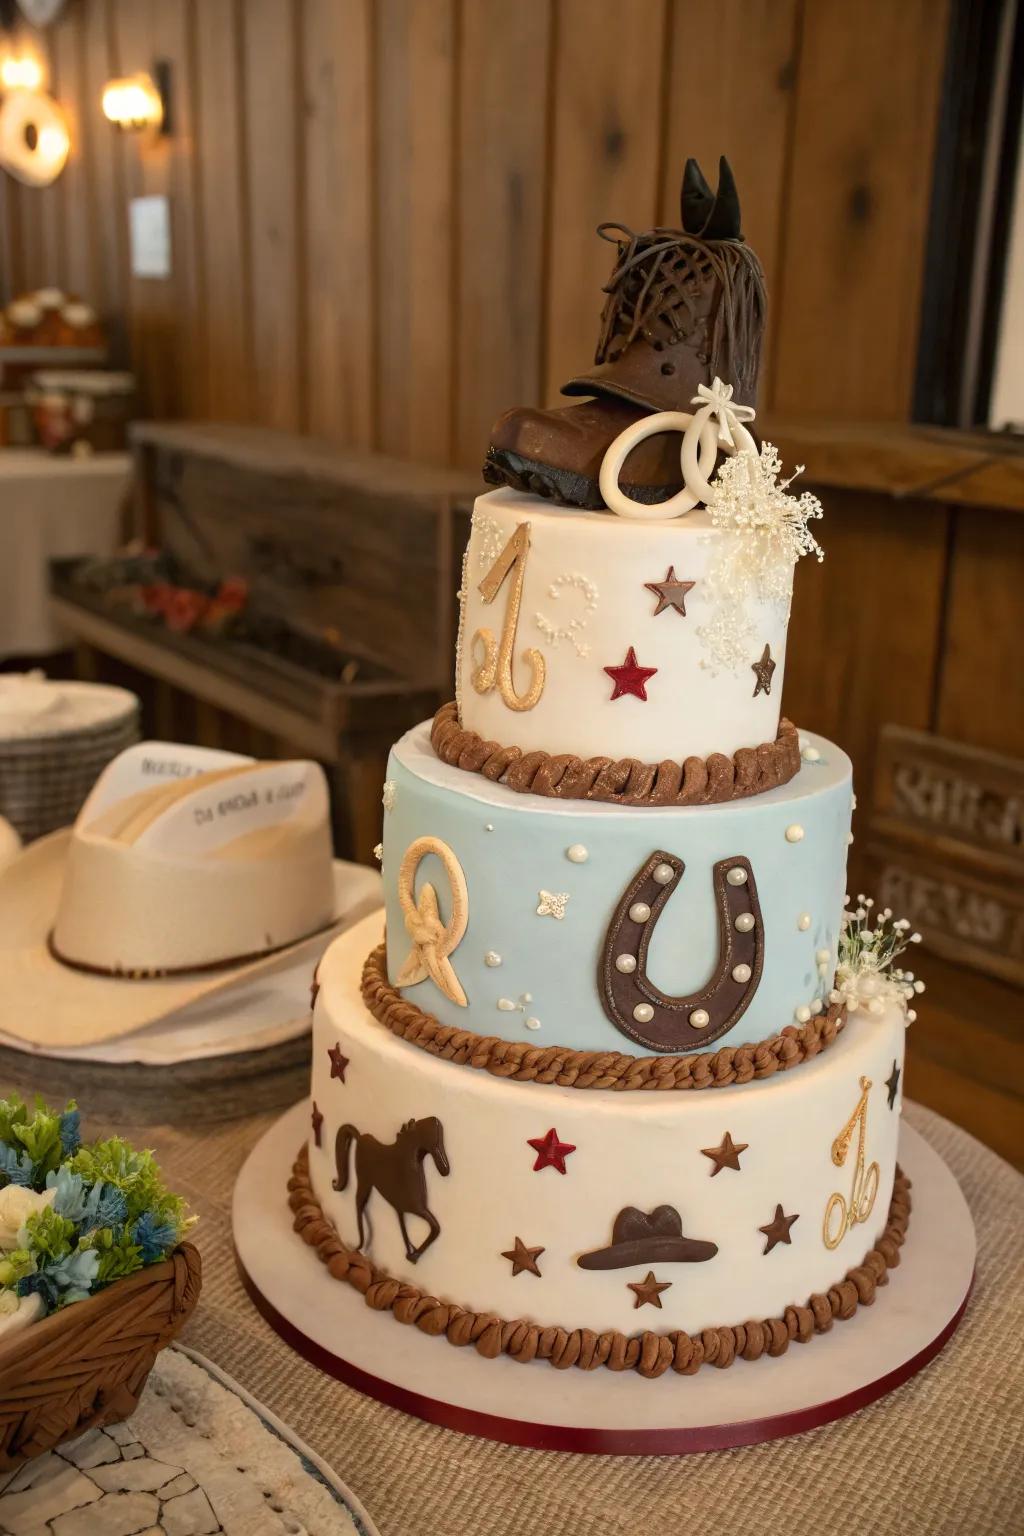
[0,690,140,843]
[0,1241,201,1470]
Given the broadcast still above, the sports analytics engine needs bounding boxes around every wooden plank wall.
[5,0,1021,802]
[0,0,949,443]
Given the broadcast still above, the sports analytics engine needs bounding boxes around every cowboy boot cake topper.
[484,157,767,511]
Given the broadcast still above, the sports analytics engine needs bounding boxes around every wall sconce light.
[102,66,170,134]
[0,56,44,93]
[0,88,69,186]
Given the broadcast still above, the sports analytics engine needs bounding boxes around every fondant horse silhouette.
[333,1116,449,1264]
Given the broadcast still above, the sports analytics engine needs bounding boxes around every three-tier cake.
[291,161,914,1382]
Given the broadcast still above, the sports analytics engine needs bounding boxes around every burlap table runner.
[7,1047,1021,1536]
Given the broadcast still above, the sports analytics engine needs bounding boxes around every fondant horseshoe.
[597,852,763,1052]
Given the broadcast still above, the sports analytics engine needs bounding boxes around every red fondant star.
[310,1101,324,1147]
[327,1043,349,1082]
[527,1126,576,1174]
[604,646,658,702]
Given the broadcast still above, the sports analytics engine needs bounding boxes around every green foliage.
[23,1206,75,1262]
[83,1226,144,1286]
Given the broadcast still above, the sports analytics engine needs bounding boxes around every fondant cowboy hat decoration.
[0,740,367,1048]
[577,1205,718,1270]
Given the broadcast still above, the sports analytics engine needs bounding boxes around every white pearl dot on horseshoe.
[726,867,748,886]
[652,863,674,885]
[633,1003,655,1025]
[629,902,651,923]
[732,963,752,984]
[734,912,755,933]
[689,1008,710,1029]
[615,953,637,974]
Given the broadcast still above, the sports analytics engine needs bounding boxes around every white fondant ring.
[598,410,758,520]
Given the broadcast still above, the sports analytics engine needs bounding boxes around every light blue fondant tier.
[382,724,853,1056]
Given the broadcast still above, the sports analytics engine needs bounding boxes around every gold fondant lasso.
[396,836,469,1008]
[471,521,546,711]
[823,1075,880,1250]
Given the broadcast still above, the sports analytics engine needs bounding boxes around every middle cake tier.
[381,722,853,1057]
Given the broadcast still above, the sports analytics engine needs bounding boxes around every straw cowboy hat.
[576,1206,718,1270]
[0,741,352,1048]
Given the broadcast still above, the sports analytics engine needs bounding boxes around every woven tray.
[0,1241,201,1470]
[0,695,140,842]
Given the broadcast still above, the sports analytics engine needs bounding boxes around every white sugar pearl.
[652,862,674,885]
[798,913,811,931]
[525,1017,541,1031]
[633,1003,655,1025]
[615,953,637,974]
[689,1008,710,1029]
[726,867,748,886]
[811,997,823,1013]
[816,948,831,965]
[629,902,651,924]
[794,1004,812,1023]
[785,824,804,844]
[497,998,515,1011]
[802,745,821,763]
[847,832,855,845]
[732,963,752,984]
[566,844,589,864]
[485,952,502,968]
[734,912,755,933]
[485,823,494,832]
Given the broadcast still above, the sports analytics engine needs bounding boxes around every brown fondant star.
[645,565,696,618]
[701,1131,748,1177]
[751,643,776,698]
[885,1060,901,1110]
[502,1236,545,1277]
[310,964,321,1009]
[310,1101,324,1147]
[627,1271,672,1310]
[759,1204,799,1254]
[328,1043,349,1082]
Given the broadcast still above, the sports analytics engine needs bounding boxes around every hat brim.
[0,830,368,1047]
[577,1236,719,1270]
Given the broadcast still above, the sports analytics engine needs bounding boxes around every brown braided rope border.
[431,701,801,806]
[289,1148,911,1380]
[361,942,845,1090]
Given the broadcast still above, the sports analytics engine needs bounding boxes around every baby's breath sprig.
[831,895,925,1025]
[698,443,824,673]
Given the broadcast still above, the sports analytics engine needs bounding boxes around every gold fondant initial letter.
[470,522,545,711]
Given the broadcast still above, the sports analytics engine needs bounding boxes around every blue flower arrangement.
[0,1093,194,1336]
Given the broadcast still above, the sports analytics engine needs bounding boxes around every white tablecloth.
[0,448,130,656]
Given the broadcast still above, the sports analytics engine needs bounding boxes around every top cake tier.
[456,487,795,770]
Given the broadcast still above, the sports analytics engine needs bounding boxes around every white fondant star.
[382,780,397,812]
[537,890,570,920]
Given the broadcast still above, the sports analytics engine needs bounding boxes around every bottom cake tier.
[301,913,910,1376]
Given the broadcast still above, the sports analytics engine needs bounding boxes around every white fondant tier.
[456,487,792,763]
[310,914,906,1340]
[381,723,852,1056]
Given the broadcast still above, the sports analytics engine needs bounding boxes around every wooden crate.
[53,422,478,861]
[865,725,1024,987]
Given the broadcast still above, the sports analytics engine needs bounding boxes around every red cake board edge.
[236,1248,973,1456]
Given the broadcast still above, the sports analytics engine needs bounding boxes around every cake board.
[233,1101,975,1455]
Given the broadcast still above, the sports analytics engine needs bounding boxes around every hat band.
[46,912,338,982]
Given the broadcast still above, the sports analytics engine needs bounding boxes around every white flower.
[0,1290,44,1338]
[0,1183,55,1252]
[833,900,924,1024]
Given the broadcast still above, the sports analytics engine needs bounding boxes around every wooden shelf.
[761,417,1024,513]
